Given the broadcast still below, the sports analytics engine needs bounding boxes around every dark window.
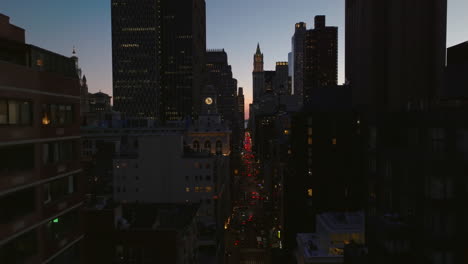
[0,188,35,224]
[216,141,222,155]
[0,99,32,125]
[43,175,77,204]
[0,144,34,173]
[0,230,37,263]
[206,176,211,181]
[44,210,79,247]
[42,141,76,164]
[193,141,200,152]
[204,141,211,152]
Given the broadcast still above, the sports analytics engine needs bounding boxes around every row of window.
[43,175,77,205]
[0,141,76,173]
[0,99,75,127]
[42,141,76,164]
[185,175,211,181]
[194,162,211,169]
[186,186,213,193]
[42,104,74,126]
[0,99,32,125]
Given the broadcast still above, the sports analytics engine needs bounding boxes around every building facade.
[345,0,447,111]
[111,0,206,123]
[303,16,338,106]
[0,14,84,263]
[292,22,307,103]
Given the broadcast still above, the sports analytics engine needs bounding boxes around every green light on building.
[53,218,59,223]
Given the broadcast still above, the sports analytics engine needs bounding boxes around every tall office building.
[345,0,447,111]
[111,0,206,123]
[291,22,307,102]
[303,16,338,106]
[206,49,237,125]
[0,14,84,263]
[238,87,245,125]
[274,62,290,95]
[252,43,265,102]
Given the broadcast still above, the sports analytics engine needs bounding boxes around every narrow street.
[224,132,271,264]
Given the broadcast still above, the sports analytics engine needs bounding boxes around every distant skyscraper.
[303,16,338,106]
[292,22,307,103]
[345,0,447,111]
[238,87,245,122]
[274,62,290,95]
[253,43,265,102]
[264,71,276,94]
[206,49,237,124]
[111,0,206,123]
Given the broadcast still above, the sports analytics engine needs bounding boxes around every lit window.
[195,187,200,192]
[307,188,313,197]
[185,187,190,192]
[284,130,290,135]
[206,186,212,192]
[308,137,313,145]
[332,138,337,145]
[36,59,43,66]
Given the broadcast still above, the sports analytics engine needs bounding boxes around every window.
[185,187,190,192]
[205,186,213,192]
[42,141,75,164]
[216,141,222,155]
[332,138,337,145]
[432,128,445,152]
[0,188,35,224]
[204,141,211,152]
[42,104,74,126]
[193,141,200,152]
[307,188,313,197]
[0,230,37,263]
[0,144,34,173]
[44,210,79,248]
[206,175,211,181]
[0,99,32,125]
[43,175,77,204]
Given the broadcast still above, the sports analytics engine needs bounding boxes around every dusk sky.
[2,0,467,114]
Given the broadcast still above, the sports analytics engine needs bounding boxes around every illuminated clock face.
[205,97,213,105]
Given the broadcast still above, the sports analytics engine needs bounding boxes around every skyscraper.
[274,62,290,95]
[111,0,206,123]
[252,43,265,102]
[303,16,338,106]
[345,0,447,111]
[291,22,307,103]
[206,49,237,124]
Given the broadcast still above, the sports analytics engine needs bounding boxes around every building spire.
[72,45,76,55]
[256,43,261,54]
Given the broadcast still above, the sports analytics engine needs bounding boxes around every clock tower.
[201,84,218,115]
[253,43,265,102]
